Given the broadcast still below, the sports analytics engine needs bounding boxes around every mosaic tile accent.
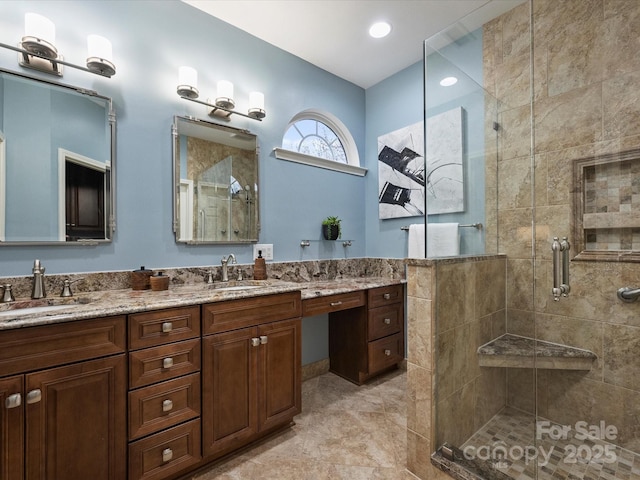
[461,408,640,480]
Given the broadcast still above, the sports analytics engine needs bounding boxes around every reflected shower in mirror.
[0,68,115,244]
[173,116,259,244]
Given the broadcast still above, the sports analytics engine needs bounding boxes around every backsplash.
[0,258,406,300]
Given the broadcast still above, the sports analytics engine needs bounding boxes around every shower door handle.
[551,237,570,301]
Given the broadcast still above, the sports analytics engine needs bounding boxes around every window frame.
[274,109,366,177]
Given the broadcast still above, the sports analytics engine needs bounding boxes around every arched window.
[274,109,366,176]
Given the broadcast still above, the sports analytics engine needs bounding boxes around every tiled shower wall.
[484,0,640,453]
[406,255,506,479]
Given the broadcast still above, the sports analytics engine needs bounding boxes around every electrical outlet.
[253,244,273,260]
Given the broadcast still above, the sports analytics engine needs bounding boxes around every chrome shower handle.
[551,237,570,301]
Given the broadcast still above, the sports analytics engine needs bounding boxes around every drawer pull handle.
[163,357,174,369]
[162,322,173,333]
[251,337,260,347]
[162,399,173,412]
[384,349,392,356]
[5,393,21,409]
[383,293,391,300]
[383,318,391,325]
[330,301,343,307]
[162,448,173,463]
[26,389,42,404]
[260,335,268,345]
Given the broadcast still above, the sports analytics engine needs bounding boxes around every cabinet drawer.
[302,290,365,317]
[129,339,200,389]
[202,291,301,335]
[368,332,403,374]
[129,373,201,440]
[368,303,403,341]
[129,306,200,350]
[367,284,404,309]
[128,419,201,480]
[0,315,126,376]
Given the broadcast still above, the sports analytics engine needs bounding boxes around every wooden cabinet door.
[25,355,127,480]
[258,318,301,432]
[0,375,23,480]
[202,327,258,458]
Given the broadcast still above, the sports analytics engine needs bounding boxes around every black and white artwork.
[377,122,425,219]
[377,107,464,219]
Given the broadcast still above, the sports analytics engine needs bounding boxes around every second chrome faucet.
[32,259,46,299]
[220,254,237,282]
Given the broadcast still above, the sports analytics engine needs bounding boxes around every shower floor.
[461,407,640,480]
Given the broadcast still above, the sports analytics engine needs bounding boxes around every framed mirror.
[172,116,259,244]
[0,68,115,245]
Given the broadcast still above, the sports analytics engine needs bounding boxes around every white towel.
[407,224,425,258]
[426,223,460,257]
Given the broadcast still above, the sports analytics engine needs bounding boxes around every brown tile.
[603,323,640,390]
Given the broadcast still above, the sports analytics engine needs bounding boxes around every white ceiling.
[182,0,523,89]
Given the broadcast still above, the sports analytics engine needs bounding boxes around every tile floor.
[191,369,418,479]
[462,407,640,480]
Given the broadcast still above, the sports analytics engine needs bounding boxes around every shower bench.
[477,333,596,370]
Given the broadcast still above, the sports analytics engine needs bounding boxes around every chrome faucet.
[220,254,237,282]
[31,259,46,299]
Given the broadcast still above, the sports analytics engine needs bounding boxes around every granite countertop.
[0,276,405,330]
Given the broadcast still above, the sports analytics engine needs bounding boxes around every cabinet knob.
[163,357,174,369]
[330,301,343,307]
[251,337,260,347]
[383,293,391,300]
[162,448,173,463]
[383,318,391,325]
[162,322,173,333]
[5,393,21,409]
[384,349,391,356]
[26,389,42,404]
[162,399,173,412]
[260,335,268,345]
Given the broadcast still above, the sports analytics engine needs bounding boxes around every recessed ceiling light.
[440,76,458,87]
[369,21,391,39]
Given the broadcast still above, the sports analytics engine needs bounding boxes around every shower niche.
[572,148,640,262]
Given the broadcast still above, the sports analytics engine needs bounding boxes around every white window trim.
[275,109,367,177]
[273,147,367,176]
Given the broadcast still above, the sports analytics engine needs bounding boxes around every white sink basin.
[0,304,74,317]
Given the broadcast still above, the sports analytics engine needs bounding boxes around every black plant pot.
[322,224,340,241]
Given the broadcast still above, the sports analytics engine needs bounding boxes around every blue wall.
[0,0,366,276]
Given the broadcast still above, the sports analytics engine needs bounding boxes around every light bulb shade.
[177,66,199,98]
[22,13,57,58]
[248,91,266,119]
[215,80,235,109]
[86,34,116,77]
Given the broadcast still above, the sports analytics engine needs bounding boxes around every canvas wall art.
[377,107,464,219]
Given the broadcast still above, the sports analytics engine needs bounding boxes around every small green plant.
[322,216,342,240]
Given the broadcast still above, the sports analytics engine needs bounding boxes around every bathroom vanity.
[0,274,404,480]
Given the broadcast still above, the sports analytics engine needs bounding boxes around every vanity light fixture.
[0,13,116,77]
[176,67,266,121]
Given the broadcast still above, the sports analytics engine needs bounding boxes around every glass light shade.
[248,91,266,119]
[22,13,57,58]
[177,66,199,98]
[215,80,235,109]
[87,35,113,62]
[86,34,116,76]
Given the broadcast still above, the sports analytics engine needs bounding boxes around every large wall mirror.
[172,116,259,244]
[0,69,115,244]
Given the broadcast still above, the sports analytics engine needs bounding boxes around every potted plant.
[322,216,342,240]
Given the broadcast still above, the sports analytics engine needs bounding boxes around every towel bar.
[401,223,482,231]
